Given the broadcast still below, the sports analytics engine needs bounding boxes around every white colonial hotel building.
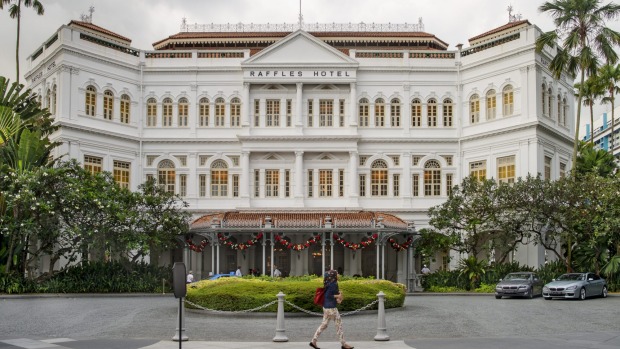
[25,14,574,289]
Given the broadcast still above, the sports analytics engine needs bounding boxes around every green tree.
[0,0,45,84]
[536,0,620,166]
[575,75,604,145]
[598,63,620,150]
[575,141,617,177]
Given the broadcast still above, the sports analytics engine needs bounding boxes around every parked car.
[542,272,608,300]
[495,272,543,299]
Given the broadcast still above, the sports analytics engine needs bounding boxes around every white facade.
[25,19,574,279]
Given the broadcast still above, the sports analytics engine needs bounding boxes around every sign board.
[172,262,187,299]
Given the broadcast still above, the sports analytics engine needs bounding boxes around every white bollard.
[273,291,289,342]
[172,298,189,341]
[374,291,390,341]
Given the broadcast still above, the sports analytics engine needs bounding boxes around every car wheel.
[601,286,608,298]
[495,295,502,299]
[579,287,586,300]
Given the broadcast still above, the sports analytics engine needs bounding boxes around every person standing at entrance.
[310,270,354,349]
[235,266,242,276]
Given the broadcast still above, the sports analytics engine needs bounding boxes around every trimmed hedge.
[186,277,405,312]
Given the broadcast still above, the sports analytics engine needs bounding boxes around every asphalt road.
[0,294,618,343]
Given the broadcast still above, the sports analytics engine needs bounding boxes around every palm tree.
[536,0,620,167]
[575,75,604,145]
[0,0,45,84]
[575,141,618,178]
[598,63,620,152]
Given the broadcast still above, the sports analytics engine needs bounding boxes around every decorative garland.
[333,233,378,251]
[218,232,263,250]
[275,234,321,251]
[388,236,414,252]
[187,238,209,253]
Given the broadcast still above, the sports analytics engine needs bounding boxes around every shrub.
[186,277,405,312]
[474,283,495,293]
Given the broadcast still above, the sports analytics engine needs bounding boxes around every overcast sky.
[1,0,618,130]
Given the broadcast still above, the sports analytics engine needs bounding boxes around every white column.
[332,169,338,198]
[294,151,304,198]
[240,151,250,198]
[296,83,303,127]
[349,83,357,126]
[259,169,265,198]
[188,153,197,198]
[349,151,358,197]
[242,83,250,126]
[279,168,286,198]
[402,152,411,199]
[403,84,411,135]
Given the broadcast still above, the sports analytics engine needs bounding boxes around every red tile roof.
[468,19,530,42]
[190,211,409,231]
[68,20,132,43]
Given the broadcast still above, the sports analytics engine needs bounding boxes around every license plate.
[505,290,515,293]
[551,292,562,295]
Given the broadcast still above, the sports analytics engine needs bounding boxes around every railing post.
[273,292,288,342]
[374,291,389,341]
[172,298,188,341]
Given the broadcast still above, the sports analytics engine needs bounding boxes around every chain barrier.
[184,298,278,314]
[185,298,379,316]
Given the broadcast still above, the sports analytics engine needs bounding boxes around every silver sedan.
[542,272,608,300]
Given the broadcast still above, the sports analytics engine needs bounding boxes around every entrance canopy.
[190,211,413,234]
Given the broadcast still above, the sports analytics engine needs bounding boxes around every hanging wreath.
[333,233,378,251]
[217,232,263,250]
[186,238,209,253]
[275,234,321,251]
[388,236,414,252]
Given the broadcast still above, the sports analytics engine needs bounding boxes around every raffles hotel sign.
[243,69,357,81]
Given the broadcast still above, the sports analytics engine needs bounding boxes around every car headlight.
[496,286,502,290]
[543,286,549,292]
[518,285,527,289]
[565,285,577,290]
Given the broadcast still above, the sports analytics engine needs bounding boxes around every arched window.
[103,90,114,120]
[147,98,157,127]
[231,97,241,127]
[443,98,453,127]
[358,98,369,127]
[502,85,513,116]
[178,97,188,127]
[411,98,422,127]
[51,84,57,116]
[120,94,130,124]
[427,98,437,127]
[470,94,480,124]
[45,89,51,111]
[542,83,548,116]
[547,87,553,118]
[158,160,176,194]
[211,159,228,197]
[390,98,401,127]
[199,98,209,127]
[486,90,496,120]
[375,98,385,127]
[85,85,96,116]
[215,97,225,127]
[371,159,388,196]
[557,94,562,121]
[562,98,568,126]
[162,97,173,127]
[424,160,441,196]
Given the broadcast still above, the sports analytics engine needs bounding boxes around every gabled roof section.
[68,20,132,46]
[468,20,530,45]
[242,30,358,66]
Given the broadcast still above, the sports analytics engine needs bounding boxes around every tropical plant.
[0,0,45,83]
[598,63,620,151]
[458,256,488,290]
[575,141,617,177]
[536,0,620,166]
[575,75,604,144]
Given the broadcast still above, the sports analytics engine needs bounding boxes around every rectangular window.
[559,162,566,178]
[147,155,158,167]
[163,103,172,127]
[319,170,333,197]
[146,174,154,183]
[84,155,103,175]
[412,174,419,197]
[359,155,368,166]
[412,155,422,166]
[544,156,552,180]
[470,99,480,124]
[375,102,385,127]
[199,155,211,167]
[254,99,260,127]
[103,94,113,120]
[319,99,333,127]
[174,155,187,167]
[372,170,388,196]
[266,99,280,127]
[487,95,497,120]
[411,102,421,127]
[113,160,130,189]
[178,104,188,127]
[179,174,187,196]
[307,99,314,127]
[120,98,130,124]
[254,170,260,197]
[286,99,292,127]
[427,102,437,127]
[339,99,345,127]
[215,102,225,127]
[359,102,369,127]
[232,174,239,197]
[308,169,314,197]
[446,173,453,196]
[389,155,400,166]
[393,174,400,197]
[147,103,157,127]
[359,174,366,197]
[228,156,239,167]
[424,169,441,196]
[469,161,487,181]
[230,102,240,127]
[503,90,514,116]
[339,169,344,197]
[285,170,290,197]
[200,101,209,127]
[199,174,207,197]
[497,156,516,184]
[441,155,453,166]
[265,169,279,197]
[443,103,453,127]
